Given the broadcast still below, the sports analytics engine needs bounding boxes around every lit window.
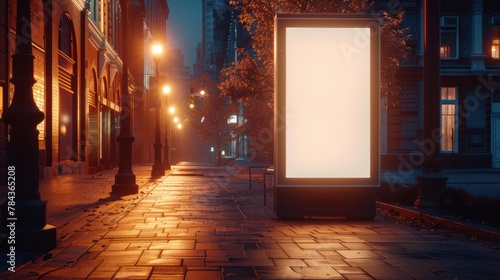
[441,87,458,152]
[440,16,459,59]
[492,25,500,59]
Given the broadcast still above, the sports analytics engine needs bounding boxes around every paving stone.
[182,258,206,267]
[185,270,222,280]
[336,250,381,259]
[160,249,206,258]
[335,266,365,274]
[346,260,414,280]
[343,274,376,280]
[207,249,229,262]
[149,266,186,280]
[2,165,500,280]
[303,258,349,267]
[272,258,308,266]
[296,242,347,250]
[114,266,152,279]
[222,266,258,279]
[255,266,302,279]
[397,264,444,280]
[151,240,196,250]
[291,266,344,279]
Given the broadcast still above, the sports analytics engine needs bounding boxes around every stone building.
[0,0,169,180]
[378,0,500,169]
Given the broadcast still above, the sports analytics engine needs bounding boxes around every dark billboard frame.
[274,14,380,219]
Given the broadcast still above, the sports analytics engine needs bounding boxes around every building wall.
[1,0,148,179]
[132,0,169,165]
[381,0,500,169]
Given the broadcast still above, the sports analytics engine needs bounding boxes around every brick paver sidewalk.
[1,165,500,279]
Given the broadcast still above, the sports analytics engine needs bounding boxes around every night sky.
[167,0,202,68]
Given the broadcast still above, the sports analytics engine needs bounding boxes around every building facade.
[379,0,500,169]
[0,0,169,181]
[133,0,169,164]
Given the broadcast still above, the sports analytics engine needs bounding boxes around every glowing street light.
[163,85,171,95]
[152,44,163,58]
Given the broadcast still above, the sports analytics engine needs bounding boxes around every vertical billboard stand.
[274,14,380,219]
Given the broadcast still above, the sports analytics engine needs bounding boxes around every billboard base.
[275,187,377,220]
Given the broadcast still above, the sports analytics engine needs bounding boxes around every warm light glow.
[200,90,205,96]
[492,44,499,59]
[163,85,171,95]
[285,27,371,178]
[61,114,70,124]
[440,45,450,58]
[222,150,225,156]
[169,107,175,114]
[177,123,182,129]
[60,124,67,135]
[189,103,195,109]
[151,44,163,56]
[173,117,179,123]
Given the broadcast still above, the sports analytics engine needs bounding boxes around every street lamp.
[151,44,165,178]
[112,1,138,196]
[0,0,56,251]
[163,88,172,171]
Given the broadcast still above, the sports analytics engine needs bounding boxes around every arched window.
[58,14,77,162]
[59,14,74,57]
[102,77,108,99]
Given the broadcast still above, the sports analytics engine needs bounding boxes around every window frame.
[440,16,459,59]
[440,87,459,153]
[491,17,500,59]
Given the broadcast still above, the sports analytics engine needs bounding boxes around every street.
[0,164,499,279]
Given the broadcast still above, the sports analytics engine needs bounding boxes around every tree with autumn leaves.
[218,0,410,162]
[186,74,239,166]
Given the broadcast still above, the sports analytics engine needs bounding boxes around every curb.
[377,201,500,243]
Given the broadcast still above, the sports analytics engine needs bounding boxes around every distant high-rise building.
[202,0,232,79]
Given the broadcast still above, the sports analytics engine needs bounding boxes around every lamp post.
[112,0,138,196]
[151,44,165,178]
[0,0,56,251]
[163,89,172,171]
[414,0,448,208]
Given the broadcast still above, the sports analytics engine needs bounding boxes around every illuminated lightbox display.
[275,14,380,187]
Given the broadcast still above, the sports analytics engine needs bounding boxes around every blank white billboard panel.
[285,27,371,178]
